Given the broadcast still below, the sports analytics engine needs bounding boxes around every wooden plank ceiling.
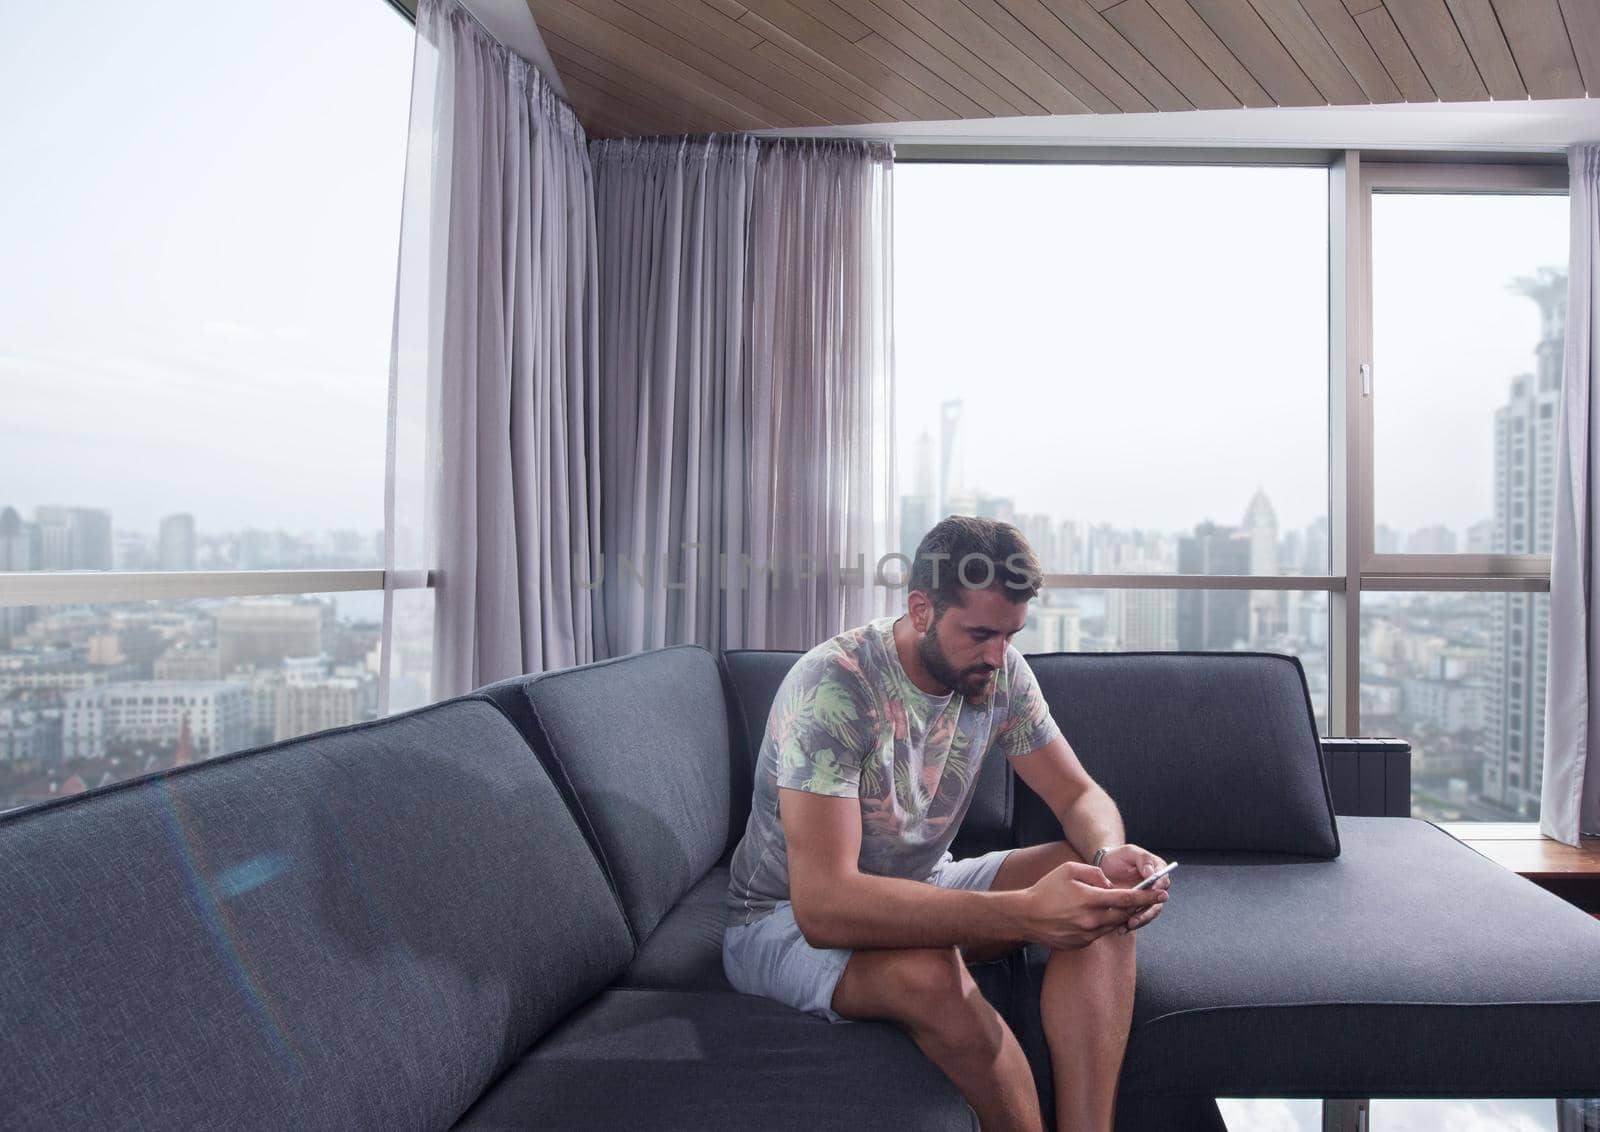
[526,0,1600,138]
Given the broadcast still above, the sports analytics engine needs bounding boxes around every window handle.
[1360,362,1372,397]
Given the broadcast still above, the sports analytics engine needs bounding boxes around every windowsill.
[1437,823,1600,918]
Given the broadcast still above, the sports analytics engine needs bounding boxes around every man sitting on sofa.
[724,516,1172,1132]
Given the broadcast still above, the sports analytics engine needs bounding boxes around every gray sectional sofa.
[4,645,1599,1130]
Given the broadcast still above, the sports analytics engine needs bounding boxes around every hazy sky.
[1,0,413,535]
[1371,191,1569,535]
[895,162,1567,541]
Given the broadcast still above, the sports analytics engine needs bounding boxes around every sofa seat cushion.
[453,988,979,1131]
[1011,818,1600,1103]
[618,867,1018,1021]
[618,868,735,991]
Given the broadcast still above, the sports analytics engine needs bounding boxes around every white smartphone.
[1131,861,1178,891]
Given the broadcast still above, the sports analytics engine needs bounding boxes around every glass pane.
[0,1,413,571]
[1371,192,1568,557]
[0,591,383,815]
[1018,588,1328,732]
[1216,1098,1323,1131]
[385,586,436,716]
[1367,1098,1557,1131]
[1360,591,1550,822]
[894,164,1329,574]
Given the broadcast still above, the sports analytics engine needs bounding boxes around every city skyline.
[1,503,383,572]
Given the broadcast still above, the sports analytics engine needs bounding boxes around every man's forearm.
[1057,784,1125,862]
[796,872,1031,951]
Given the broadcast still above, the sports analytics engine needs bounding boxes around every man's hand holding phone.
[1098,844,1174,934]
[1021,859,1167,950]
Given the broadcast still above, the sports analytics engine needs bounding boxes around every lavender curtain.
[591,137,895,655]
[1542,144,1600,847]
[590,137,758,655]
[383,0,601,703]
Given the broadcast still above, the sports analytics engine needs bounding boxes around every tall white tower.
[1482,269,1564,817]
[1243,488,1280,644]
[939,399,965,518]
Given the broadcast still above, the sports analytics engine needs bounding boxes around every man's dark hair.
[909,516,1043,613]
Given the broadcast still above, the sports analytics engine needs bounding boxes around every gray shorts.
[722,848,1012,1024]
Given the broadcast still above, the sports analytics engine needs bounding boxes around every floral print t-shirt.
[726,616,1062,927]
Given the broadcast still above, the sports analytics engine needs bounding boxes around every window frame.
[1354,160,1568,582]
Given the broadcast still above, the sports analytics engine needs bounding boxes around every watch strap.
[1091,847,1109,869]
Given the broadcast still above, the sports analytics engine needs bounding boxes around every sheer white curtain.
[743,140,897,649]
[382,0,600,704]
[590,137,896,655]
[1542,143,1600,847]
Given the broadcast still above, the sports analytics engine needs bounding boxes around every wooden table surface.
[1437,822,1600,881]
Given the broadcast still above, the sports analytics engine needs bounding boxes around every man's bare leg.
[973,841,1138,1132]
[1041,930,1135,1132]
[831,947,1044,1132]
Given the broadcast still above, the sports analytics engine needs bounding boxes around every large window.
[0,0,415,813]
[897,158,1564,823]
[1357,164,1566,824]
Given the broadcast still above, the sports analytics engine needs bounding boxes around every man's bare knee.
[834,947,982,1038]
[838,946,960,1023]
[883,948,973,1037]
[895,951,1004,1054]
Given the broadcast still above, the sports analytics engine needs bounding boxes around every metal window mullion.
[0,570,432,609]
[1040,574,1342,591]
[1360,574,1549,593]
[1330,150,1364,739]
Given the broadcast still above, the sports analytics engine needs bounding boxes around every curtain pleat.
[591,137,894,656]
[1542,144,1600,845]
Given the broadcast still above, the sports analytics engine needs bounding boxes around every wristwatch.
[1091,847,1111,869]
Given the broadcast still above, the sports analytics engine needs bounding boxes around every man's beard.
[917,622,997,702]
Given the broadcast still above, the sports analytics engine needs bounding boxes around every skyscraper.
[34,507,112,571]
[0,507,35,571]
[0,507,39,641]
[1481,269,1563,818]
[899,430,937,561]
[1108,561,1177,650]
[938,399,965,518]
[159,513,197,572]
[1177,522,1250,651]
[1242,489,1281,644]
[1405,525,1458,555]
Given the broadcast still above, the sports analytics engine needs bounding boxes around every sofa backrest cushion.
[484,646,733,944]
[0,697,634,1131]
[1012,653,1339,857]
[723,648,1014,858]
